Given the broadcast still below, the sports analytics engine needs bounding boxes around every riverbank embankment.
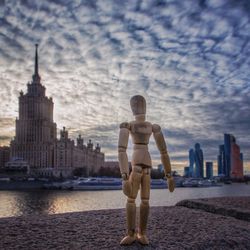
[0,197,250,249]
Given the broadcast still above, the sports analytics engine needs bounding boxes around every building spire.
[35,44,39,76]
[32,44,41,84]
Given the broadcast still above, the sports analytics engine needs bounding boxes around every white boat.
[61,180,80,190]
[182,179,200,187]
[198,179,212,187]
[43,178,87,190]
[150,179,167,189]
[43,177,182,190]
[73,178,170,190]
[71,178,122,190]
[182,178,221,188]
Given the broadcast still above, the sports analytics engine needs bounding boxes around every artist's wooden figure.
[118,95,175,245]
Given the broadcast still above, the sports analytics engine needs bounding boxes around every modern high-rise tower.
[205,162,213,179]
[194,143,204,178]
[188,148,195,177]
[217,134,243,179]
[217,145,225,175]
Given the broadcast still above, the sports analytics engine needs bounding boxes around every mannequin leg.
[120,167,142,245]
[137,168,150,245]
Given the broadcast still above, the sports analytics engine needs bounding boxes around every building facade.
[187,144,204,178]
[217,134,243,179]
[217,145,225,175]
[0,146,10,168]
[188,148,195,177]
[184,166,190,177]
[194,143,204,178]
[10,45,104,178]
[205,162,213,179]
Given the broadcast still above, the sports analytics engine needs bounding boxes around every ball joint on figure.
[118,95,175,246]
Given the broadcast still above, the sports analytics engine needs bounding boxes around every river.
[0,183,250,218]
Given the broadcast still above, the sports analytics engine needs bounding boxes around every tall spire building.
[11,45,57,170]
[10,45,104,177]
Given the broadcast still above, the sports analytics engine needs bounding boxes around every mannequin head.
[130,95,146,115]
[130,95,146,121]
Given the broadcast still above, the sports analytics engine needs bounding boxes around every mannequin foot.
[120,234,136,245]
[137,233,149,245]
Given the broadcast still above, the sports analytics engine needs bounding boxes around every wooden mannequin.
[118,95,175,245]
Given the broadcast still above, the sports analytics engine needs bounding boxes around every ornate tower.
[10,45,57,171]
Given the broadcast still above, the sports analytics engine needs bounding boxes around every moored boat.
[150,179,167,189]
[182,179,200,187]
[71,177,122,190]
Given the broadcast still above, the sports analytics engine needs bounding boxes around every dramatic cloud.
[0,0,250,173]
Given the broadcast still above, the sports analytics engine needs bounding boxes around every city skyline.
[0,0,250,172]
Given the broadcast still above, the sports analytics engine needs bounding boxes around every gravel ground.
[0,197,250,250]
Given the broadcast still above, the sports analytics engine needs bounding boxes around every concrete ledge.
[176,196,250,222]
[1,202,250,250]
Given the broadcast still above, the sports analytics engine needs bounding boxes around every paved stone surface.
[177,196,250,222]
[1,202,250,250]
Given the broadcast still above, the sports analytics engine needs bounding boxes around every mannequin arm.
[118,122,132,196]
[118,122,130,180]
[153,124,175,192]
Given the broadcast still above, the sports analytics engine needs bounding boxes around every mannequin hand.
[122,180,132,197]
[167,176,175,192]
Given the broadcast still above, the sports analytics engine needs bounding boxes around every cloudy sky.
[0,0,250,173]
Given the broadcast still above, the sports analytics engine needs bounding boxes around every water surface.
[0,183,250,218]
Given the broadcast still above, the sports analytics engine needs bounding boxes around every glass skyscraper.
[194,143,204,178]
[217,134,243,178]
[224,134,233,177]
[188,148,195,177]
[206,162,213,179]
[217,145,225,175]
